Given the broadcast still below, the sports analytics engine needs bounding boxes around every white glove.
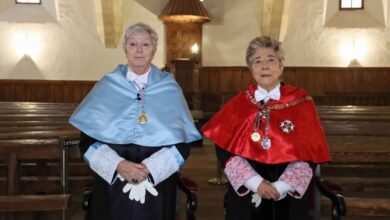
[251,193,262,208]
[122,179,158,204]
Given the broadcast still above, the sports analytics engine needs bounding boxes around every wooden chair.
[311,165,346,220]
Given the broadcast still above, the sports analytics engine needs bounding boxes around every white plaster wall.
[282,0,390,67]
[202,0,261,66]
[0,0,164,80]
[1,0,390,81]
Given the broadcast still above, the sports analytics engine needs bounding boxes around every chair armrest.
[315,175,347,219]
[81,190,92,212]
[178,176,198,220]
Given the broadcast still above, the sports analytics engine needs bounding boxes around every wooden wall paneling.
[231,67,244,92]
[35,82,47,102]
[199,67,209,92]
[15,83,25,101]
[198,66,390,108]
[219,68,231,93]
[283,67,390,95]
[0,82,13,101]
[51,83,65,102]
[325,68,354,93]
[242,68,253,90]
[0,67,389,105]
[0,80,95,103]
[209,68,221,94]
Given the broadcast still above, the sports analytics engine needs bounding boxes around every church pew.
[0,140,90,201]
[0,194,70,212]
[0,120,72,127]
[321,135,390,218]
[0,114,71,122]
[0,137,77,219]
[0,125,74,133]
[0,102,77,109]
[318,106,390,122]
[316,92,390,106]
[320,114,390,121]
[0,104,78,218]
[322,121,390,136]
[0,130,79,140]
[316,105,390,115]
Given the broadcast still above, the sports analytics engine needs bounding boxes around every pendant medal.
[138,113,148,124]
[261,137,271,149]
[251,132,261,142]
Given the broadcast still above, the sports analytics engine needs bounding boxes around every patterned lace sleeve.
[279,161,313,198]
[224,156,259,196]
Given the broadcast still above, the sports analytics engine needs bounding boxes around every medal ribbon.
[134,82,147,124]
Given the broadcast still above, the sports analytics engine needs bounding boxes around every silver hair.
[123,23,158,48]
[245,36,285,68]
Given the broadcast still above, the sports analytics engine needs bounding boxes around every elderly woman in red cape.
[202,36,331,220]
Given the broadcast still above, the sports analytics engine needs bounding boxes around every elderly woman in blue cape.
[69,23,201,220]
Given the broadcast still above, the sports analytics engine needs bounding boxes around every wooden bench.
[0,194,71,212]
[314,92,390,106]
[0,102,78,109]
[0,136,78,220]
[320,136,390,217]
[319,107,390,218]
[0,102,81,219]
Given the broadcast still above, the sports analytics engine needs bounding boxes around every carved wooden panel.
[165,22,203,68]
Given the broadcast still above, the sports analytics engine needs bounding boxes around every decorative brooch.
[280,120,294,134]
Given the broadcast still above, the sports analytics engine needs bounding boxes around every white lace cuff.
[224,156,259,196]
[84,142,124,184]
[142,146,184,186]
[279,161,313,198]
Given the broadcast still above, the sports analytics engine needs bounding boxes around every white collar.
[126,67,151,90]
[254,84,281,103]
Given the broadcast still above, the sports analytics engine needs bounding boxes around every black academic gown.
[80,132,190,220]
[216,147,313,220]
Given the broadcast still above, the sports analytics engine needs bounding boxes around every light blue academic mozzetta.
[69,64,202,146]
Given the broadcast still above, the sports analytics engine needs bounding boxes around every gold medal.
[251,132,261,142]
[139,113,148,124]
